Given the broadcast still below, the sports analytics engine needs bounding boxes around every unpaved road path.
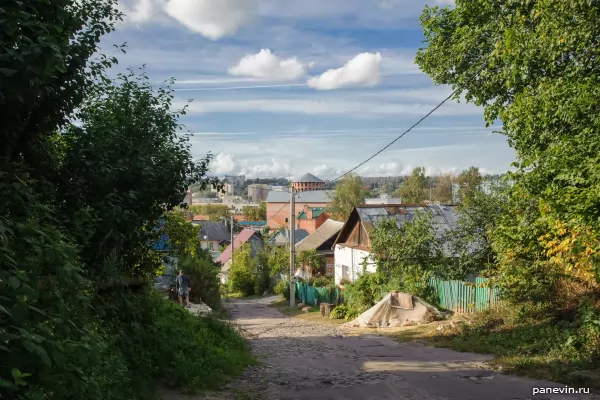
[162,296,598,400]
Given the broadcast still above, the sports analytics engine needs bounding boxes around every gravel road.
[162,296,598,400]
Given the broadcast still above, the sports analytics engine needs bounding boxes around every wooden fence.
[428,277,501,313]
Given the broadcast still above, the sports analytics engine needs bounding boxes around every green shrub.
[345,309,361,321]
[274,280,290,300]
[179,250,222,310]
[312,275,334,288]
[344,272,390,312]
[330,304,349,319]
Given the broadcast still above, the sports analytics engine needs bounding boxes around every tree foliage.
[457,167,483,203]
[0,2,252,397]
[416,0,600,290]
[397,167,427,204]
[243,201,266,221]
[188,204,230,221]
[328,174,368,221]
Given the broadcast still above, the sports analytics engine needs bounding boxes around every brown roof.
[295,219,344,252]
[216,228,260,264]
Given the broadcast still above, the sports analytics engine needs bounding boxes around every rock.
[297,303,306,309]
[302,306,311,313]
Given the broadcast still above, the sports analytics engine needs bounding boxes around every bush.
[179,250,222,310]
[345,309,361,321]
[311,275,334,288]
[344,272,391,312]
[330,304,349,319]
[275,280,291,300]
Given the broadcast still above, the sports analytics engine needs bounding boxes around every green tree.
[228,244,255,296]
[189,204,230,220]
[432,173,455,203]
[327,173,368,221]
[297,249,325,275]
[370,212,447,297]
[397,167,427,203]
[448,178,511,278]
[416,0,600,286]
[242,201,266,221]
[457,167,483,203]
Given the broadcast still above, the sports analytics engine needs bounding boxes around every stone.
[302,306,311,313]
[297,303,306,309]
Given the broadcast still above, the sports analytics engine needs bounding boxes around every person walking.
[175,269,191,308]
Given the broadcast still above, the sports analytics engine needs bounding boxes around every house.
[332,204,458,284]
[216,228,264,284]
[296,205,329,234]
[268,229,309,247]
[197,221,231,252]
[266,189,334,230]
[295,219,344,277]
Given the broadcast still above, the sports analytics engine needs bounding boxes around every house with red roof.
[216,228,263,284]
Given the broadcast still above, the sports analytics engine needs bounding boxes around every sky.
[102,0,516,180]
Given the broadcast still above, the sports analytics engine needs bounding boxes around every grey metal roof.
[296,219,344,252]
[266,190,334,203]
[293,173,324,183]
[268,229,309,246]
[354,204,460,256]
[197,221,231,242]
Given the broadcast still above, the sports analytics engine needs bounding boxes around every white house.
[332,204,459,284]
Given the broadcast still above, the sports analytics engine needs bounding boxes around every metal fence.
[428,277,501,313]
[294,282,339,306]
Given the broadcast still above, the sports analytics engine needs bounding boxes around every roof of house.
[197,221,231,242]
[268,229,309,246]
[296,207,326,220]
[216,228,262,264]
[293,173,324,183]
[295,219,344,252]
[334,204,459,247]
[266,190,334,203]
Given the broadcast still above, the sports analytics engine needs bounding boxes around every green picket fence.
[294,282,339,306]
[428,277,501,313]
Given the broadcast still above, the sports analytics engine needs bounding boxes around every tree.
[188,204,230,220]
[370,212,447,297]
[447,178,511,278]
[228,244,255,296]
[397,167,427,203]
[297,249,325,275]
[457,167,483,203]
[416,0,600,284]
[327,174,368,221]
[243,201,266,221]
[432,173,455,203]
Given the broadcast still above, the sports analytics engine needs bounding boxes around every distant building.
[295,219,344,277]
[247,183,272,202]
[292,173,325,192]
[224,175,245,188]
[270,185,286,192]
[268,229,309,247]
[197,221,231,252]
[365,193,402,205]
[265,190,334,230]
[216,228,263,284]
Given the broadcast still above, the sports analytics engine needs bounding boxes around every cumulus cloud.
[307,52,382,90]
[164,0,258,39]
[210,153,292,178]
[228,49,307,81]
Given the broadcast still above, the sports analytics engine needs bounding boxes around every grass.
[268,298,347,325]
[389,306,600,389]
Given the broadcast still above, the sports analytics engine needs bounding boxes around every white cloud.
[164,0,258,39]
[228,49,307,81]
[210,154,292,178]
[307,52,382,90]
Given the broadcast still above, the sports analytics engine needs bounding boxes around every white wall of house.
[219,259,232,285]
[333,245,377,284]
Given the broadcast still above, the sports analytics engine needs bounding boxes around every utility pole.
[289,187,296,308]
[230,215,234,267]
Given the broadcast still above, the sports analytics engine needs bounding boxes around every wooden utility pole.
[230,216,234,267]
[289,187,296,308]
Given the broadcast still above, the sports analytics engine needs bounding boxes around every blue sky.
[103,0,515,179]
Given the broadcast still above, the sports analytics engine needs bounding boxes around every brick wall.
[266,202,329,230]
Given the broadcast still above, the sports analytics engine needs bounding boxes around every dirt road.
[163,296,598,400]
